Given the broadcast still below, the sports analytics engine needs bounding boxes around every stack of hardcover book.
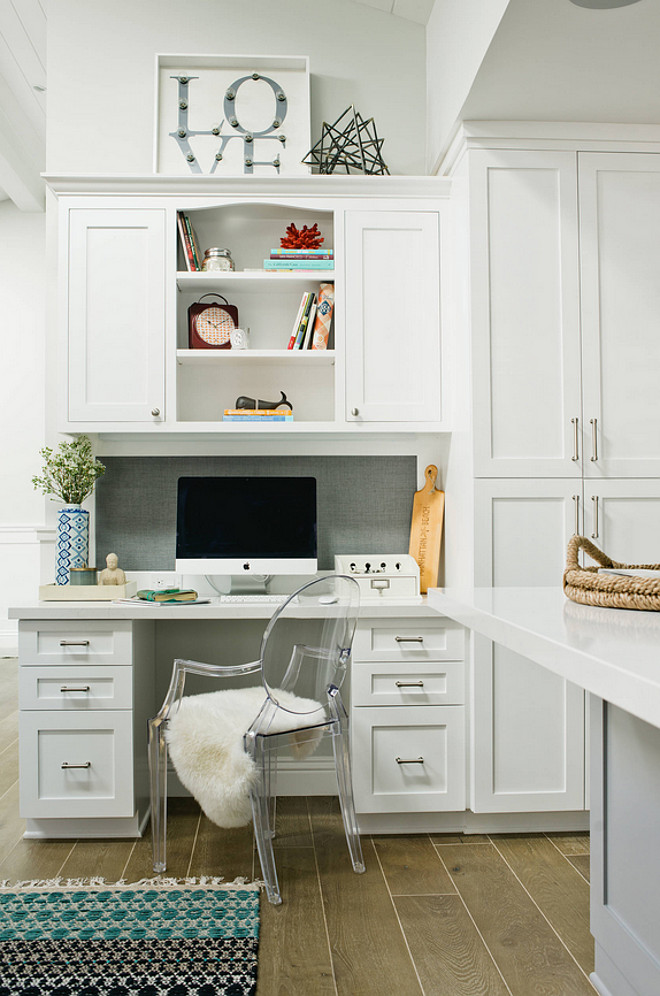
[222,409,294,422]
[264,248,334,272]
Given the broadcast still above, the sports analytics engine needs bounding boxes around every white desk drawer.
[352,705,466,813]
[20,666,132,711]
[19,621,132,665]
[354,619,464,663]
[352,661,464,707]
[19,710,134,819]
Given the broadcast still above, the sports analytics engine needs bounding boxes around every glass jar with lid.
[202,247,235,272]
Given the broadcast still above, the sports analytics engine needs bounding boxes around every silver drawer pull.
[396,756,425,765]
[61,761,91,770]
[394,636,424,643]
[59,640,90,647]
[395,681,424,688]
[60,685,91,693]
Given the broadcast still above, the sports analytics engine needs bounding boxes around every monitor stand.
[228,574,271,596]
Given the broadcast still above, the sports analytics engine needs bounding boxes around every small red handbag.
[188,293,239,349]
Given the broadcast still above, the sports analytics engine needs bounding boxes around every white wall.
[426,0,510,172]
[46,0,427,176]
[0,201,48,652]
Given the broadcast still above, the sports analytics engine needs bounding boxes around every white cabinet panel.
[67,209,166,423]
[344,211,442,423]
[470,151,582,477]
[583,480,660,563]
[472,479,585,812]
[352,660,464,707]
[580,154,660,478]
[20,665,133,711]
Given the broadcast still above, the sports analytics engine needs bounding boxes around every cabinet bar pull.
[572,494,580,536]
[395,680,424,688]
[61,761,91,770]
[60,685,91,693]
[591,495,600,539]
[590,418,598,462]
[394,636,424,643]
[396,756,425,764]
[571,417,579,461]
[59,640,90,647]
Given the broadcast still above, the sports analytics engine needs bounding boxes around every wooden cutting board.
[409,465,445,593]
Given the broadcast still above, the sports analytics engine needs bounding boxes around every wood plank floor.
[0,658,595,995]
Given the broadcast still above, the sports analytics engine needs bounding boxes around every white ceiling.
[351,0,435,25]
[0,0,46,210]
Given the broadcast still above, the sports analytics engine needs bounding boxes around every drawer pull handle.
[60,685,91,693]
[59,641,90,647]
[61,761,91,770]
[395,681,424,688]
[396,756,425,765]
[394,636,424,643]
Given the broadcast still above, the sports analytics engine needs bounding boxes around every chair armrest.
[151,658,262,726]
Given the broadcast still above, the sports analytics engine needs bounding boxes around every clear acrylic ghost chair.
[148,574,365,904]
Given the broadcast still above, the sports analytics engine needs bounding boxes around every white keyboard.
[216,594,289,604]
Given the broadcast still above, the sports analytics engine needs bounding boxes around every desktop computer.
[175,476,318,596]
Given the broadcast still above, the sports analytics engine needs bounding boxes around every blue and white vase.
[56,505,90,585]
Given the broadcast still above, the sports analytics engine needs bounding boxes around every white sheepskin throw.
[165,686,327,828]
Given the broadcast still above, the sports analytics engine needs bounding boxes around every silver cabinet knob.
[151,408,161,417]
[351,407,359,417]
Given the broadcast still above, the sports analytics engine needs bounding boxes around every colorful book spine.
[287,292,309,349]
[301,301,317,350]
[294,292,316,348]
[177,212,196,271]
[223,409,290,416]
[183,214,201,270]
[264,259,334,270]
[223,414,294,422]
[270,248,333,256]
[311,283,335,351]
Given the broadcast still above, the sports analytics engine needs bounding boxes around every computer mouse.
[319,594,338,604]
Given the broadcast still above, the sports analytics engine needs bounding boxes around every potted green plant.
[32,436,105,585]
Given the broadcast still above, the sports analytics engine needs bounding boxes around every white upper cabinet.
[344,211,442,424]
[470,151,582,477]
[579,153,660,478]
[66,209,166,424]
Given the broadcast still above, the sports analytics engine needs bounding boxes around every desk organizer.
[334,554,420,599]
[39,581,137,601]
[563,536,660,611]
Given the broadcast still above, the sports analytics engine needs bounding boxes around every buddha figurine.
[98,552,127,586]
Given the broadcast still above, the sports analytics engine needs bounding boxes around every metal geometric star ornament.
[302,105,390,175]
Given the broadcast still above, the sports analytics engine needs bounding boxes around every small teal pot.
[56,505,90,585]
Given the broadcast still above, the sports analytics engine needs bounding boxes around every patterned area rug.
[0,881,259,996]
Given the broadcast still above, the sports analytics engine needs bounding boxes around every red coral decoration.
[280,222,324,249]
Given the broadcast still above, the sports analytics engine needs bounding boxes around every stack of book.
[264,248,334,272]
[222,409,294,422]
[288,283,334,350]
[177,212,202,271]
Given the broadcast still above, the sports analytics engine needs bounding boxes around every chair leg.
[329,691,366,875]
[250,737,282,904]
[148,716,168,873]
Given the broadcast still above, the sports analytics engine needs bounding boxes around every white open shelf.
[176,271,335,293]
[176,349,335,366]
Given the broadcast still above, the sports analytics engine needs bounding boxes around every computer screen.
[175,476,318,575]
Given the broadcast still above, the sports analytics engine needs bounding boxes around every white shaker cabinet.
[469,151,582,478]
[66,209,166,424]
[344,211,442,424]
[471,479,586,813]
[583,479,660,562]
[579,153,660,478]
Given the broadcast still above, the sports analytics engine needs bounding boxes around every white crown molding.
[0,525,55,544]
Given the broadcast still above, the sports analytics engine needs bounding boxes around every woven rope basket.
[563,536,660,611]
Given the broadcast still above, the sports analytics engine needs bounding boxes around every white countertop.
[428,586,660,730]
[9,596,435,622]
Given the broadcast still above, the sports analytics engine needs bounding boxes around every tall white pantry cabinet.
[450,128,660,815]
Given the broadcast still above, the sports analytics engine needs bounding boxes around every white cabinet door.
[583,480,660,563]
[344,211,442,423]
[580,154,660,478]
[470,151,582,478]
[472,479,585,812]
[67,209,166,423]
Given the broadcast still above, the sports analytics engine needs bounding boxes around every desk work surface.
[428,586,660,730]
[9,595,435,622]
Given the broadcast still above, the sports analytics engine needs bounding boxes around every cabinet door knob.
[351,407,359,417]
[151,408,161,417]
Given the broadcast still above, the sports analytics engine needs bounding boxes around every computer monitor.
[175,476,317,576]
